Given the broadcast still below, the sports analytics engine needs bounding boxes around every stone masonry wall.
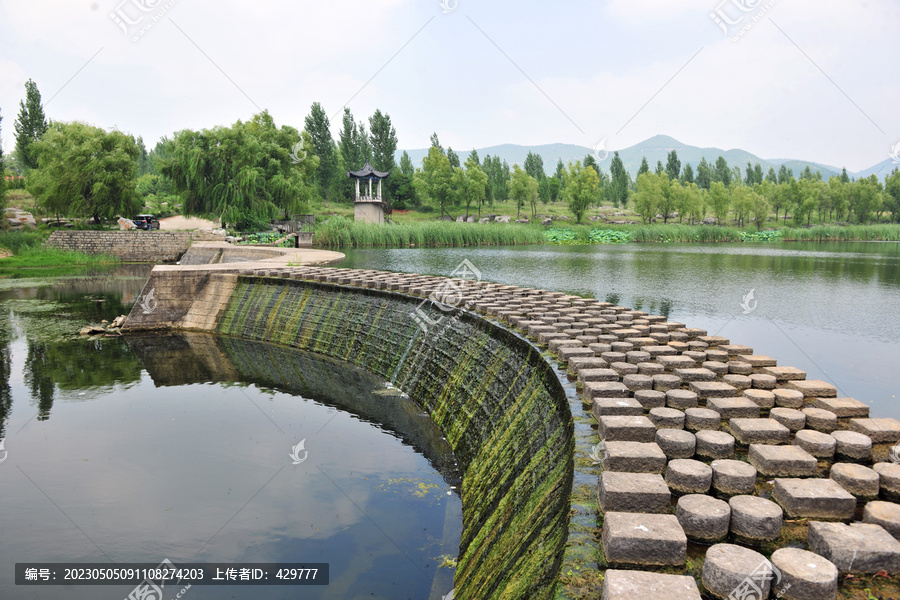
[46,230,192,262]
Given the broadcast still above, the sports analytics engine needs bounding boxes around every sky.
[0,0,897,172]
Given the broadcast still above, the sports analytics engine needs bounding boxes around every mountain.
[398,135,886,181]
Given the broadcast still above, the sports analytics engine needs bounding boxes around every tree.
[28,121,142,223]
[509,164,538,219]
[304,102,341,202]
[632,172,660,224]
[608,152,629,208]
[730,185,755,227]
[777,164,794,185]
[681,163,694,185]
[655,160,664,177]
[554,159,566,186]
[565,161,598,223]
[753,163,764,186]
[696,157,712,190]
[665,150,681,181]
[884,169,900,223]
[841,167,850,184]
[157,111,317,229]
[828,176,848,222]
[750,189,770,230]
[14,79,49,170]
[781,179,801,224]
[429,133,443,154]
[744,162,755,186]
[368,109,397,175]
[708,182,731,225]
[712,156,731,186]
[415,145,453,217]
[136,136,153,175]
[637,156,650,177]
[0,108,5,209]
[847,177,880,223]
[524,151,545,181]
[338,108,371,201]
[399,150,415,178]
[447,147,460,169]
[463,155,488,217]
[683,183,703,223]
[766,167,778,184]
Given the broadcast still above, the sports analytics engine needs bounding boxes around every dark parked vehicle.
[133,214,160,230]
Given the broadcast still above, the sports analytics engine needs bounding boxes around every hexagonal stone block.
[667,389,698,409]
[749,444,818,477]
[802,407,838,433]
[772,478,856,519]
[593,397,645,418]
[702,544,773,600]
[632,389,665,410]
[656,429,696,459]
[729,494,783,542]
[599,472,671,513]
[707,397,761,420]
[676,494,730,542]
[763,366,807,381]
[874,462,900,499]
[729,418,790,445]
[811,397,870,418]
[863,501,900,541]
[830,463,879,499]
[666,459,713,494]
[601,570,702,600]
[602,512,686,567]
[743,388,776,409]
[601,442,668,474]
[793,429,836,459]
[808,521,900,574]
[674,367,716,382]
[685,408,721,432]
[584,381,631,401]
[770,547,838,600]
[770,407,806,432]
[711,459,758,496]
[649,407,685,430]
[599,415,657,442]
[689,381,738,399]
[577,368,619,384]
[695,430,735,460]
[849,418,900,444]
[787,380,837,398]
[831,430,872,462]
[773,388,805,409]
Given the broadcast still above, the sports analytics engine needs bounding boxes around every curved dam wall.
[126,269,574,600]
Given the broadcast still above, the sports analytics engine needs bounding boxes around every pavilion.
[348,161,391,224]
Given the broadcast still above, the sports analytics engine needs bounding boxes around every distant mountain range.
[400,135,896,181]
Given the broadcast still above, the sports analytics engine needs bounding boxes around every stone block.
[829,463,880,499]
[602,512,686,567]
[711,459,758,496]
[695,430,735,460]
[601,442,667,474]
[598,416,657,443]
[864,501,900,541]
[684,408,721,432]
[656,429,696,459]
[769,547,838,600]
[583,381,631,400]
[787,380,837,398]
[701,544,772,600]
[593,397,645,418]
[772,478,856,519]
[707,397,761,420]
[793,429,836,459]
[598,472,671,513]
[729,418,790,445]
[729,494,783,542]
[830,430,872,461]
[666,459,713,494]
[849,418,900,444]
[748,444,818,477]
[676,494,730,542]
[601,569,702,600]
[812,397,870,418]
[808,521,900,574]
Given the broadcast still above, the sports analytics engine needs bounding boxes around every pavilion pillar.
[377,179,383,201]
[355,178,360,200]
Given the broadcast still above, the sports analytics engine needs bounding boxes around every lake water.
[0,267,461,600]
[342,242,900,420]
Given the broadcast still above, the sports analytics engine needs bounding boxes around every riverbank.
[313,219,900,249]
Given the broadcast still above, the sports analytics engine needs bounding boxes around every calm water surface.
[0,267,461,600]
[342,242,900,420]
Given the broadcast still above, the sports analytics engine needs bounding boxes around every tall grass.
[314,216,545,248]
[0,229,51,254]
[0,247,118,268]
[779,224,900,242]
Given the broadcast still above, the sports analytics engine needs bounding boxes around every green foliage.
[158,111,318,230]
[416,145,454,216]
[28,121,141,222]
[665,150,681,181]
[368,109,398,175]
[0,247,118,268]
[0,229,50,254]
[14,79,49,170]
[524,151,545,181]
[314,216,544,248]
[564,162,599,223]
[236,231,295,247]
[741,230,783,241]
[304,102,342,202]
[510,164,539,218]
[607,152,629,208]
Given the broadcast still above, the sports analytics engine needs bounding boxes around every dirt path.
[158,215,221,230]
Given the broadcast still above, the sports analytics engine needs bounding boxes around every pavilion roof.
[347,161,390,179]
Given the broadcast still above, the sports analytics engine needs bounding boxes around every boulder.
[541,218,552,226]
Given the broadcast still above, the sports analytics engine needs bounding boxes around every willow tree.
[159,111,318,229]
[28,121,141,223]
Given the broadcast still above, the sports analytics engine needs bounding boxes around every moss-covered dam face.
[125,266,575,600]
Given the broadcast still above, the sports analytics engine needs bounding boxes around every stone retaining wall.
[46,230,192,262]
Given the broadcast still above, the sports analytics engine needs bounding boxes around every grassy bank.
[0,230,119,268]
[314,216,544,248]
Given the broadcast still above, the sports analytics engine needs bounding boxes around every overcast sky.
[1,0,897,171]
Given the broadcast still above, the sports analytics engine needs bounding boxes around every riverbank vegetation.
[0,230,118,269]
